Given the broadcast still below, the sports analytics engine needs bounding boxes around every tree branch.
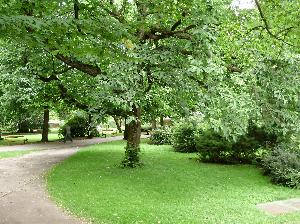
[141,25,195,41]
[254,0,296,47]
[55,54,102,77]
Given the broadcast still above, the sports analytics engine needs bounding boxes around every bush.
[172,123,198,153]
[260,144,300,188]
[149,126,172,145]
[59,115,89,138]
[195,130,234,163]
[196,126,278,164]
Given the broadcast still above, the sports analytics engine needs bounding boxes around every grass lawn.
[47,140,300,224]
[0,150,34,159]
[0,133,60,146]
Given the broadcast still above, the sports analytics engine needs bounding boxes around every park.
[0,0,299,223]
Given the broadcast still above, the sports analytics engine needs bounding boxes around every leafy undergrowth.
[0,150,33,159]
[47,141,300,224]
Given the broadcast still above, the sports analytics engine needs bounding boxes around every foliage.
[121,145,142,168]
[196,126,278,164]
[47,141,300,224]
[261,144,300,188]
[1,1,300,166]
[59,114,89,138]
[149,126,172,145]
[172,122,198,153]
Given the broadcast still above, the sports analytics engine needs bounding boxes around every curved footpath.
[0,136,124,224]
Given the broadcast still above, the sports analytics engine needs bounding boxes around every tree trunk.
[87,113,93,139]
[41,108,49,142]
[122,106,142,167]
[151,119,157,130]
[160,115,164,127]
[113,115,122,133]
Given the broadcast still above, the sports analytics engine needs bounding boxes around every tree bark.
[41,108,49,142]
[122,106,142,167]
[160,115,164,127]
[113,115,122,133]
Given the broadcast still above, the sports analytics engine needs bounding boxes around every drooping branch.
[37,74,59,82]
[141,25,196,41]
[226,65,242,73]
[55,54,102,76]
[171,19,182,31]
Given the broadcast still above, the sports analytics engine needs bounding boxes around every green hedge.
[149,126,172,145]
[260,144,300,188]
[172,123,198,153]
[196,126,277,164]
[59,115,89,138]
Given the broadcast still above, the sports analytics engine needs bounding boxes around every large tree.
[0,0,223,166]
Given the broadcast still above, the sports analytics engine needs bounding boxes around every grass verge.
[0,150,34,159]
[47,141,300,224]
[0,133,60,146]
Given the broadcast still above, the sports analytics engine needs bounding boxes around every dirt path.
[0,136,124,224]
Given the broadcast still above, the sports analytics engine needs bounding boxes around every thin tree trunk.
[87,113,93,139]
[151,119,157,130]
[122,106,142,167]
[113,115,122,133]
[41,108,49,142]
[160,115,164,127]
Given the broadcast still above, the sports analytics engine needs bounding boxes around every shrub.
[260,144,300,188]
[172,123,198,153]
[59,115,89,138]
[196,126,278,164]
[195,130,234,163]
[149,126,172,145]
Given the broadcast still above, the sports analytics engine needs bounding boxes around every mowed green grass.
[0,133,59,146]
[0,150,33,159]
[47,141,300,224]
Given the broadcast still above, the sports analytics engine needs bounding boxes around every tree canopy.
[0,0,299,166]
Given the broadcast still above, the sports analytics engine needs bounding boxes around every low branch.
[55,54,102,76]
[37,74,59,82]
[226,65,242,73]
[171,19,182,31]
[141,24,195,41]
